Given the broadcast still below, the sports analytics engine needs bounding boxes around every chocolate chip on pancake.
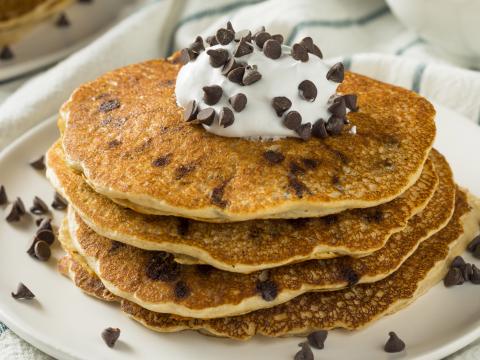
[229,93,247,112]
[271,34,284,44]
[211,183,229,208]
[202,85,223,105]
[30,196,49,215]
[299,37,323,59]
[174,164,196,180]
[234,37,253,57]
[29,155,45,170]
[56,13,70,27]
[0,46,14,61]
[256,280,278,301]
[294,343,314,360]
[11,283,35,300]
[109,241,124,253]
[271,96,292,116]
[206,48,229,68]
[263,39,282,59]
[34,241,51,261]
[254,31,271,49]
[291,43,309,62]
[196,264,214,276]
[296,123,312,140]
[99,99,120,113]
[222,57,244,75]
[152,154,171,167]
[298,80,317,101]
[177,218,190,236]
[326,116,344,135]
[307,330,328,349]
[205,35,218,47]
[312,119,328,139]
[283,111,302,130]
[242,67,262,85]
[467,235,480,252]
[343,268,359,286]
[101,327,120,348]
[288,176,309,198]
[219,107,235,128]
[235,30,252,43]
[174,281,190,299]
[263,150,285,165]
[146,252,180,282]
[289,162,306,175]
[328,97,347,118]
[326,62,345,83]
[216,28,234,45]
[444,267,464,287]
[343,94,358,111]
[301,158,319,169]
[0,185,7,205]
[227,66,246,84]
[51,192,68,210]
[384,332,406,353]
[6,198,26,222]
[196,108,217,126]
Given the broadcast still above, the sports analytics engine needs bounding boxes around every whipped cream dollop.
[175,25,356,140]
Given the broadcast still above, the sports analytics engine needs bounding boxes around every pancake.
[47,141,438,273]
[59,189,480,339]
[59,58,436,222]
[58,151,454,319]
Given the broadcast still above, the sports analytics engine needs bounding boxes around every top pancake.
[60,59,436,222]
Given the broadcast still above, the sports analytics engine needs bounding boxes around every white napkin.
[0,0,479,359]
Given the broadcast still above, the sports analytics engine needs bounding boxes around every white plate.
[0,104,479,360]
[0,0,139,83]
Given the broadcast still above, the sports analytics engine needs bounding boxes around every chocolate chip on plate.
[229,93,247,112]
[474,245,480,260]
[206,48,229,68]
[298,80,317,101]
[444,267,464,287]
[468,235,480,253]
[6,198,26,222]
[384,331,406,353]
[312,119,328,139]
[184,100,198,122]
[326,62,345,83]
[196,108,217,126]
[30,196,49,215]
[11,283,35,300]
[56,13,70,27]
[471,265,480,284]
[29,155,45,170]
[219,107,235,128]
[254,31,271,49]
[0,46,14,61]
[294,342,314,360]
[283,111,302,130]
[101,327,121,348]
[174,281,190,299]
[263,150,285,165]
[462,263,473,282]
[51,192,68,210]
[37,218,53,233]
[216,28,234,45]
[0,185,7,205]
[234,29,252,43]
[227,66,246,84]
[263,39,282,59]
[36,228,55,245]
[243,67,262,85]
[233,37,253,57]
[291,43,309,62]
[307,330,328,349]
[256,280,278,301]
[271,97,292,116]
[202,85,223,105]
[34,240,51,261]
[296,123,312,140]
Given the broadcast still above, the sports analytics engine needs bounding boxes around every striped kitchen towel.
[0,0,479,359]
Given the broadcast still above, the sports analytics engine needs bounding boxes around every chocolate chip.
[283,111,302,130]
[35,218,44,226]
[307,330,328,349]
[294,342,314,360]
[462,263,473,281]
[263,150,285,165]
[152,154,172,167]
[234,37,253,57]
[328,98,347,118]
[174,164,196,180]
[229,93,247,112]
[243,67,262,85]
[34,241,51,261]
[196,264,214,276]
[254,31,271,49]
[99,99,120,113]
[384,332,406,353]
[291,43,308,62]
[30,196,49,215]
[252,26,265,39]
[56,13,70,27]
[219,107,235,128]
[196,108,217,126]
[226,21,235,33]
[216,28,234,45]
[101,327,120,348]
[227,66,246,84]
[177,218,189,236]
[474,245,480,260]
[174,281,190,299]
[343,268,359,286]
[298,80,317,101]
[109,241,124,253]
[326,62,345,83]
[271,34,284,44]
[52,192,68,210]
[37,218,53,233]
[343,94,358,111]
[222,57,244,75]
[11,283,35,300]
[183,100,199,122]
[203,85,223,105]
[36,229,55,245]
[471,265,480,284]
[146,252,180,282]
[301,158,319,169]
[296,123,312,141]
[299,37,323,58]
[206,35,218,46]
[288,176,309,198]
[326,116,344,135]
[235,30,251,43]
[451,256,466,268]
[29,156,45,170]
[312,119,328,139]
[0,46,14,60]
[211,183,228,208]
[6,198,26,222]
[256,280,278,301]
[468,235,480,252]
[206,48,229,68]
[271,97,292,116]
[189,36,205,54]
[0,185,7,205]
[444,267,464,287]
[179,48,195,64]
[263,39,282,59]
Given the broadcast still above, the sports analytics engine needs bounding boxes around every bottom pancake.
[58,189,480,340]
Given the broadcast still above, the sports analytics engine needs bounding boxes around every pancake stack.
[45,28,480,341]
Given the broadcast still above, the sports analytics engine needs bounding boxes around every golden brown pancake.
[59,189,480,339]
[59,59,436,222]
[47,141,438,273]
[58,151,454,319]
